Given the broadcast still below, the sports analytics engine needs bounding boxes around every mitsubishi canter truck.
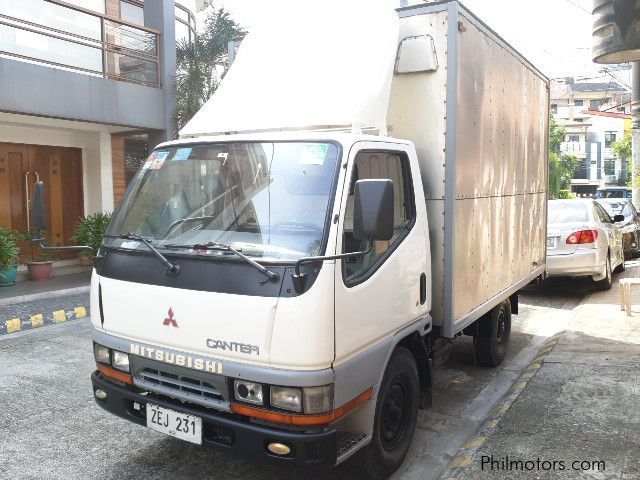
[35,1,549,478]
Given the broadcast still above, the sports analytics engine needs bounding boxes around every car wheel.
[474,300,512,367]
[594,255,612,290]
[351,347,419,480]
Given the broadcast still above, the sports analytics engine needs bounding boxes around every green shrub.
[557,189,573,199]
[71,212,113,254]
[0,227,23,272]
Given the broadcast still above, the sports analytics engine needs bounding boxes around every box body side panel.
[450,10,549,330]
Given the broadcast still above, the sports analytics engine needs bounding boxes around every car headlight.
[94,343,110,364]
[112,351,130,372]
[234,380,264,405]
[271,386,302,412]
[303,385,334,414]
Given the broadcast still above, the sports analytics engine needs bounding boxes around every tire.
[351,347,419,480]
[593,255,612,291]
[473,300,512,367]
[614,258,626,273]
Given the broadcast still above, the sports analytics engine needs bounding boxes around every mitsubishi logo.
[163,308,179,328]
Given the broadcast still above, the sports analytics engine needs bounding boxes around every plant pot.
[79,253,93,266]
[26,261,53,282]
[0,265,18,286]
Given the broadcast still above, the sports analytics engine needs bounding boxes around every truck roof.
[156,131,414,151]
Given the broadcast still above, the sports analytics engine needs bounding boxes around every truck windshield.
[105,142,340,261]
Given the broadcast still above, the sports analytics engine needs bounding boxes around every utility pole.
[633,63,640,208]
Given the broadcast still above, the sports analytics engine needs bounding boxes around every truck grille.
[135,368,230,412]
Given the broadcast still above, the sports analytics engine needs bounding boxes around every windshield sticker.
[173,148,192,161]
[146,151,169,170]
[300,144,329,165]
[120,240,140,249]
[201,164,207,176]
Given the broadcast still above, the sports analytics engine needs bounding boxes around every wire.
[563,0,591,14]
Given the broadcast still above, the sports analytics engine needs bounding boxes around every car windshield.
[599,201,630,219]
[548,201,589,223]
[105,142,341,261]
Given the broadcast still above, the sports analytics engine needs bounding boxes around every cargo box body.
[388,1,549,337]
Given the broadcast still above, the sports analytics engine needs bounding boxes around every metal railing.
[0,0,160,87]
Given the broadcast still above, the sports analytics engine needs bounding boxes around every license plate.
[547,237,557,248]
[146,403,202,445]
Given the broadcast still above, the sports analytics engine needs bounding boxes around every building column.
[99,132,115,212]
[144,1,177,149]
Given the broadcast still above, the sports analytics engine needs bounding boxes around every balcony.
[0,0,160,87]
[560,141,587,156]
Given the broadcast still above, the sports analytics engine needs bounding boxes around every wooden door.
[0,143,84,258]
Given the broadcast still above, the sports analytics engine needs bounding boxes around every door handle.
[420,273,427,305]
[24,171,40,231]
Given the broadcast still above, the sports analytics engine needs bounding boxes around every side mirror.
[613,214,625,223]
[32,181,47,233]
[353,179,394,241]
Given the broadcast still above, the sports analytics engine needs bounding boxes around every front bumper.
[91,371,338,469]
[546,248,604,278]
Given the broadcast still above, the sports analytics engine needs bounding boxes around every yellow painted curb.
[52,310,66,323]
[30,314,44,328]
[447,455,473,469]
[463,436,487,449]
[6,318,21,334]
[74,307,87,319]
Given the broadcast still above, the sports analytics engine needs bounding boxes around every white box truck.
[34,1,549,478]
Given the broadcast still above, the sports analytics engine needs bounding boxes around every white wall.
[0,120,114,215]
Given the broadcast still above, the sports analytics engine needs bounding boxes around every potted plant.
[23,229,55,282]
[70,212,112,266]
[0,228,23,287]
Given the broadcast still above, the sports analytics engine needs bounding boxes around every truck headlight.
[112,351,130,372]
[94,343,110,364]
[303,385,334,414]
[271,386,302,412]
[234,380,263,405]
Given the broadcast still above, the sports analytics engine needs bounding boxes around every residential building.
[551,78,632,196]
[0,0,195,253]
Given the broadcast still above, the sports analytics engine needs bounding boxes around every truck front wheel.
[352,347,419,480]
[473,300,511,367]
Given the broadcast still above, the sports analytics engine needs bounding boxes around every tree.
[174,8,245,134]
[548,119,578,198]
[611,132,632,185]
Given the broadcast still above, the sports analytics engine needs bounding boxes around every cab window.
[342,151,415,284]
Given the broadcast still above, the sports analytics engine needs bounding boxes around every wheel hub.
[381,383,407,449]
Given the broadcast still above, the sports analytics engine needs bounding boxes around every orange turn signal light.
[231,387,373,426]
[97,363,134,385]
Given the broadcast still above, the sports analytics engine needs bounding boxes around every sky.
[201,0,630,85]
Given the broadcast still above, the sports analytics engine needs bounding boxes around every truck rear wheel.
[352,347,419,480]
[474,300,511,367]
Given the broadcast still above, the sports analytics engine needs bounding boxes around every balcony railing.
[0,0,160,87]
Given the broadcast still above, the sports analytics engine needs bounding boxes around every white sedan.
[546,199,625,290]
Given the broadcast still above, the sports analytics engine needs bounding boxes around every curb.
[0,306,89,336]
[437,331,564,480]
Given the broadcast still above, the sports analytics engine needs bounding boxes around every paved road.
[0,283,587,480]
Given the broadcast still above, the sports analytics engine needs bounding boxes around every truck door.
[333,143,430,365]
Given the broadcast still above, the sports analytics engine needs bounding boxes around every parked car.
[596,187,632,199]
[547,199,625,290]
[596,198,640,259]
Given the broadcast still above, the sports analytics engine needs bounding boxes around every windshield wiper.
[163,242,280,282]
[113,233,181,276]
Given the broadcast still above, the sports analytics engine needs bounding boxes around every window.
[604,159,616,175]
[551,104,558,114]
[594,204,612,223]
[342,151,414,283]
[574,99,584,106]
[590,99,604,110]
[567,135,580,142]
[605,132,617,148]
[548,201,588,223]
[120,1,144,25]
